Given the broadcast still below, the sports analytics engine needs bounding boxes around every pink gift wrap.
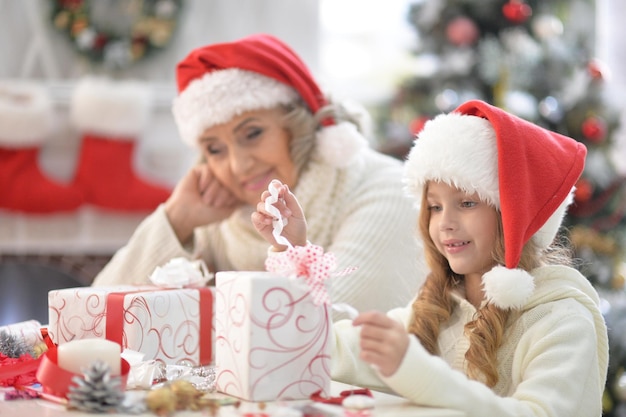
[215,271,331,402]
[47,286,213,365]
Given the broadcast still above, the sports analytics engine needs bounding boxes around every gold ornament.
[169,380,202,410]
[146,380,222,416]
[145,387,177,417]
[570,226,620,257]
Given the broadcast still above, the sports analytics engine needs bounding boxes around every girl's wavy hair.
[407,185,573,387]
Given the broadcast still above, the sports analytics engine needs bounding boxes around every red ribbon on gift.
[105,287,213,364]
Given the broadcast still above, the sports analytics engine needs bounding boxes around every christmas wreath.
[51,0,183,68]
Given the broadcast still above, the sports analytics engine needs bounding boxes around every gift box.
[48,286,213,366]
[215,271,331,402]
[0,320,44,348]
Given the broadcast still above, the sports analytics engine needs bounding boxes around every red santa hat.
[171,33,367,167]
[404,100,587,309]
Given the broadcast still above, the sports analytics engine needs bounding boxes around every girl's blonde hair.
[407,184,573,387]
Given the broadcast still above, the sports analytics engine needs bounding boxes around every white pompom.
[315,121,368,167]
[482,265,535,310]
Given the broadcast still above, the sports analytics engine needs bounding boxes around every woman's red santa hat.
[404,99,587,309]
[172,33,367,167]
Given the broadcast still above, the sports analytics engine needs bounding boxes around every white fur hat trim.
[70,77,152,139]
[482,265,535,309]
[404,113,500,208]
[172,68,299,148]
[0,82,53,147]
[404,111,573,249]
[316,121,368,167]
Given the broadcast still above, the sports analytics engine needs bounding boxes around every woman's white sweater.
[92,148,427,316]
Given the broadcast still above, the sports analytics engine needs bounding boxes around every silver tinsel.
[0,330,33,358]
[67,360,125,413]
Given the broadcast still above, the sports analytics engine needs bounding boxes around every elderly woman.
[92,33,425,316]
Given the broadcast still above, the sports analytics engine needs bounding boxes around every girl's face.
[198,107,297,206]
[426,181,499,281]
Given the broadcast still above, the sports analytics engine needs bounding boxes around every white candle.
[57,339,121,376]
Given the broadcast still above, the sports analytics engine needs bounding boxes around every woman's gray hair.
[283,96,371,175]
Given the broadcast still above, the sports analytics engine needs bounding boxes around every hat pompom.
[315,121,368,167]
[482,265,535,310]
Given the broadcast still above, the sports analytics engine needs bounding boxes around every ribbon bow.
[263,180,358,310]
[265,244,335,306]
[149,257,213,288]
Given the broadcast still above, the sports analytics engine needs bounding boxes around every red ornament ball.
[574,179,593,203]
[587,59,611,81]
[581,116,607,143]
[502,1,533,24]
[446,16,479,46]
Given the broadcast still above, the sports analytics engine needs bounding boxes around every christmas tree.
[376,0,626,414]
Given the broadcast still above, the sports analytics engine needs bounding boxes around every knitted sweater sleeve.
[332,301,603,417]
[382,301,602,417]
[91,204,193,286]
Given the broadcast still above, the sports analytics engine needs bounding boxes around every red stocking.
[70,77,171,212]
[0,83,83,213]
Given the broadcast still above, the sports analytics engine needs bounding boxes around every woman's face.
[198,107,297,206]
[426,181,499,281]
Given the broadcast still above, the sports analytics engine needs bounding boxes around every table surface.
[0,381,465,417]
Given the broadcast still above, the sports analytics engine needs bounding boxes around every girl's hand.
[251,179,307,250]
[165,164,241,244]
[353,311,410,377]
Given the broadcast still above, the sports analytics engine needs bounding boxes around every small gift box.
[0,320,47,388]
[0,320,45,350]
[48,285,213,366]
[215,245,335,402]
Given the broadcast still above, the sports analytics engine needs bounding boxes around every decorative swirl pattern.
[47,286,213,366]
[215,271,331,401]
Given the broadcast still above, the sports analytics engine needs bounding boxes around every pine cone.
[67,360,125,413]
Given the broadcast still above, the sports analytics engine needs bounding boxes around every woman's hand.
[165,163,240,244]
[251,179,307,250]
[353,311,410,377]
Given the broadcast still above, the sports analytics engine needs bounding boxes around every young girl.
[252,99,609,417]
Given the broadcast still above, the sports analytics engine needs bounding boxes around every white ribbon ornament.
[264,182,292,248]
[263,181,359,314]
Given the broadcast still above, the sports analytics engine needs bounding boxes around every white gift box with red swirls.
[215,271,331,402]
[47,286,213,366]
